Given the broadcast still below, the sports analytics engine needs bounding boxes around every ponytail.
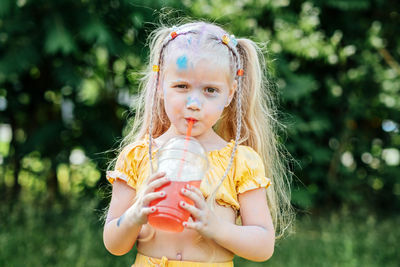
[215,38,294,239]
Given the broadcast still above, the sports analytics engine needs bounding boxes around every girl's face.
[161,52,236,139]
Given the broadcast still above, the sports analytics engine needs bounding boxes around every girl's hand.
[121,171,169,227]
[179,184,222,239]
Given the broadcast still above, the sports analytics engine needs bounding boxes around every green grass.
[1,199,398,266]
[236,212,400,267]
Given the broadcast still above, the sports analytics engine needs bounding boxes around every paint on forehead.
[176,55,188,70]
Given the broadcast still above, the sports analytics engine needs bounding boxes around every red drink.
[148,180,201,232]
[147,134,208,233]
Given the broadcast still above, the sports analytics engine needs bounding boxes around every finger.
[141,206,157,216]
[182,221,202,230]
[142,191,166,206]
[180,201,202,220]
[181,187,206,209]
[146,171,166,185]
[143,173,168,195]
[147,176,170,193]
[185,184,204,199]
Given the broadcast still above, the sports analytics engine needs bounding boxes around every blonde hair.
[113,20,294,239]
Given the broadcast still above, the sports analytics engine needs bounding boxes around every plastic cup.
[148,136,208,232]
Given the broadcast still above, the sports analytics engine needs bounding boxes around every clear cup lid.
[156,136,209,181]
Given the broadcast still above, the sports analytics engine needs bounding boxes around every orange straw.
[186,119,194,138]
[177,119,194,179]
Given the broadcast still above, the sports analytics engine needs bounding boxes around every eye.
[174,84,187,89]
[205,87,218,94]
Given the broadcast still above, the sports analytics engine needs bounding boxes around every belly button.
[176,252,182,261]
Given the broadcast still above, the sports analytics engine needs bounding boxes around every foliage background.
[1,0,399,266]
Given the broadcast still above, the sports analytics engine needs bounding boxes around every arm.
[181,187,274,262]
[103,172,169,255]
[213,188,275,261]
[103,180,140,256]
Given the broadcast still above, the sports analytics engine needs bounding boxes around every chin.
[181,129,201,138]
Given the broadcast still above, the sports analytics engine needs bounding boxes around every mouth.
[185,118,198,123]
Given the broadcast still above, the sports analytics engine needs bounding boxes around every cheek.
[209,95,228,114]
[163,92,184,118]
[204,101,224,124]
[209,103,223,114]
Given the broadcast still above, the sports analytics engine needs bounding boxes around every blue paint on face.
[176,55,188,70]
[186,96,202,108]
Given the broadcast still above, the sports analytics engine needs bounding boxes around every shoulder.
[233,145,266,180]
[235,145,263,167]
[116,137,149,165]
[212,143,263,169]
[121,139,147,154]
[234,145,271,194]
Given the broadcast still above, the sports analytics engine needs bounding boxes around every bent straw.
[176,119,194,179]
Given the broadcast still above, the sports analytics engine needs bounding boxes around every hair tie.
[230,35,238,47]
[152,65,160,72]
[222,34,230,45]
[221,34,238,47]
[170,31,178,39]
[237,69,244,76]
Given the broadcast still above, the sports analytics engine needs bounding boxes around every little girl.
[103,21,293,266]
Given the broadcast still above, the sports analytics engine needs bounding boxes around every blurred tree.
[0,0,399,215]
[185,0,400,213]
[0,0,181,201]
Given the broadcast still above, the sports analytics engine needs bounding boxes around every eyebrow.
[170,79,184,83]
[169,80,226,88]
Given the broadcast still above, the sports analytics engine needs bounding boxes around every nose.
[186,95,202,110]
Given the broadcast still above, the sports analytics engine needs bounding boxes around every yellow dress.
[107,134,271,210]
[106,135,271,266]
[133,253,234,266]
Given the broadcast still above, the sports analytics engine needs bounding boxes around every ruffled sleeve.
[106,141,146,189]
[235,146,271,194]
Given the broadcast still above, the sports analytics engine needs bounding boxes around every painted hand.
[120,171,169,227]
[179,184,222,239]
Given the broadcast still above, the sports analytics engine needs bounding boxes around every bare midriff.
[137,203,236,262]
